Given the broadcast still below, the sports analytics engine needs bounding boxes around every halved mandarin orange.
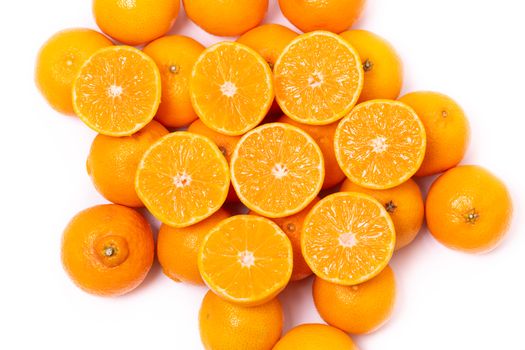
[73,46,161,136]
[273,31,363,125]
[334,100,426,190]
[190,42,274,136]
[198,215,293,306]
[230,123,324,218]
[135,132,230,228]
[302,192,396,285]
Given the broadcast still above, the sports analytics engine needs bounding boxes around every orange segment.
[273,31,363,125]
[73,46,161,136]
[190,42,274,136]
[198,215,293,306]
[334,100,426,189]
[135,132,230,228]
[302,192,396,285]
[231,123,324,218]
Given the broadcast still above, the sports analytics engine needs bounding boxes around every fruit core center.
[238,250,255,268]
[108,84,123,98]
[272,163,289,179]
[339,233,357,248]
[220,81,237,97]
[173,172,192,188]
[308,71,324,88]
[370,136,388,153]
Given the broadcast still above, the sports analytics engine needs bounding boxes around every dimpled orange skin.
[341,178,424,250]
[93,0,180,45]
[183,0,268,37]
[35,28,113,115]
[273,324,358,350]
[278,0,366,33]
[340,30,403,103]
[249,197,319,281]
[426,165,512,253]
[199,290,283,350]
[278,115,345,189]
[313,265,396,334]
[157,209,230,285]
[143,36,205,128]
[61,204,154,296]
[399,91,470,177]
[86,121,169,207]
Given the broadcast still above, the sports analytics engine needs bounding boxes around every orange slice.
[198,215,293,306]
[135,132,230,228]
[273,31,363,125]
[302,192,395,285]
[230,123,324,218]
[73,46,161,136]
[190,42,274,136]
[334,100,426,189]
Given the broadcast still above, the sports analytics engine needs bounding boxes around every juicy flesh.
[274,33,362,124]
[200,216,292,302]
[303,194,395,284]
[74,48,159,134]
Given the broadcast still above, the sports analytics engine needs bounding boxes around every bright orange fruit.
[426,165,512,253]
[73,46,161,136]
[61,204,154,296]
[190,42,274,136]
[313,265,396,334]
[143,35,205,128]
[335,100,426,189]
[135,132,230,228]
[302,192,395,285]
[274,31,363,125]
[35,28,113,115]
[273,324,358,350]
[198,215,293,306]
[230,123,324,218]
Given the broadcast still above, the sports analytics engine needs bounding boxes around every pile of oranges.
[36,0,513,349]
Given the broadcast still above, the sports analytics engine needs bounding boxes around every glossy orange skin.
[157,209,230,285]
[199,291,283,350]
[278,115,345,189]
[143,35,205,128]
[273,324,358,350]
[86,121,169,207]
[249,197,319,281]
[279,0,366,33]
[35,28,113,115]
[61,205,154,296]
[426,165,512,253]
[399,92,470,177]
[184,0,268,36]
[93,0,179,45]
[313,265,396,334]
[188,119,241,202]
[341,178,424,250]
[340,30,403,103]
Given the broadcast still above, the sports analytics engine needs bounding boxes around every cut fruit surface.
[73,46,161,136]
[335,100,426,189]
[198,215,293,306]
[302,192,396,285]
[230,123,324,218]
[190,42,274,136]
[135,132,230,228]
[273,31,363,125]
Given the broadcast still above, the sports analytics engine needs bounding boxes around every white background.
[1,0,524,349]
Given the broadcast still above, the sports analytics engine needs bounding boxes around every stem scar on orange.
[273,31,364,125]
[302,192,396,285]
[190,42,274,136]
[198,215,293,306]
[135,132,230,228]
[230,123,325,218]
[73,46,161,136]
[334,99,426,189]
